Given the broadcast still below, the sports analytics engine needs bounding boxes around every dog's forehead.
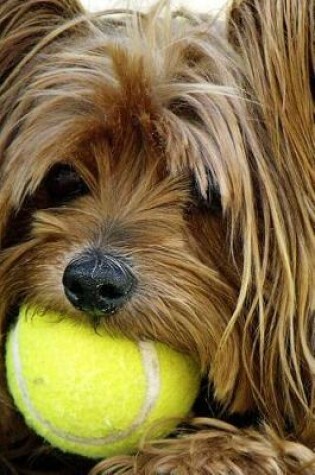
[12,48,202,188]
[2,13,247,209]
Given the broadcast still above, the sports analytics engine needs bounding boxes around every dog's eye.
[190,175,222,214]
[206,182,222,213]
[44,164,89,205]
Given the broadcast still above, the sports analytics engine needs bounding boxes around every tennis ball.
[6,305,201,459]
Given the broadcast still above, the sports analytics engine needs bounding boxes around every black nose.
[63,252,136,316]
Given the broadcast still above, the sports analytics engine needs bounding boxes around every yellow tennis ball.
[5,305,201,459]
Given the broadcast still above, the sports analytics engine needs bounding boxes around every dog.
[0,0,314,473]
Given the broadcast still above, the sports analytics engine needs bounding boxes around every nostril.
[98,283,125,300]
[66,280,84,299]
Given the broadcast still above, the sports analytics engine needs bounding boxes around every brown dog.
[0,0,314,473]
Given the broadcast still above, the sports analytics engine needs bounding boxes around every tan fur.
[0,0,314,473]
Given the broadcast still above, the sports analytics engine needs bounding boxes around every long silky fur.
[0,0,314,474]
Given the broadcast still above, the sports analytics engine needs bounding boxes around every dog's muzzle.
[62,251,136,317]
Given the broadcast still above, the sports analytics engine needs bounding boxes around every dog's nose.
[63,252,136,316]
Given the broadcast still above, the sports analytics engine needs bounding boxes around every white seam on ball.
[11,319,160,446]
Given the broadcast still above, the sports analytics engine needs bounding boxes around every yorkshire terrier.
[0,0,314,473]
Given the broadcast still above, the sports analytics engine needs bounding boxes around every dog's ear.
[226,0,315,437]
[0,0,84,243]
[227,0,314,132]
[226,0,314,211]
[0,0,84,84]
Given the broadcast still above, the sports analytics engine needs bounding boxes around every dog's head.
[0,0,314,444]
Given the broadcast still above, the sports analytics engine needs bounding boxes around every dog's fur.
[0,0,314,473]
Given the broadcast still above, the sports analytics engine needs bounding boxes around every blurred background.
[81,0,228,13]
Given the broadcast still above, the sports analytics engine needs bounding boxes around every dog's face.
[0,0,314,443]
[0,11,243,406]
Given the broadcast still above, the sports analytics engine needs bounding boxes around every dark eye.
[191,174,222,214]
[44,164,89,205]
[206,180,222,213]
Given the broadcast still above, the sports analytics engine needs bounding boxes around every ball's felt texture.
[6,306,201,459]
